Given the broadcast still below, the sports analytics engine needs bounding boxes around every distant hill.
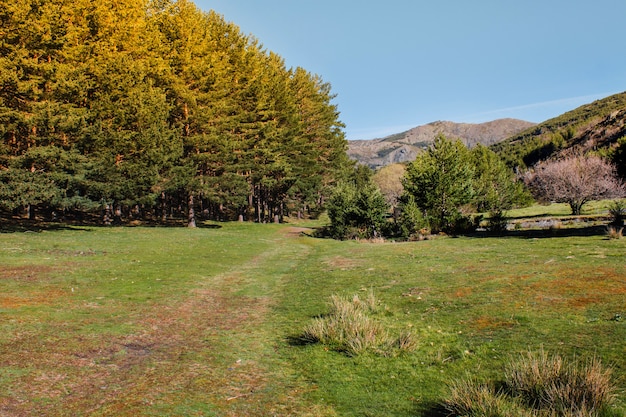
[493,91,626,168]
[348,119,535,169]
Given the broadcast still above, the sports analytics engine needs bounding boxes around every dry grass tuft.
[606,226,623,239]
[301,291,416,356]
[302,292,386,355]
[444,348,617,417]
[444,379,528,417]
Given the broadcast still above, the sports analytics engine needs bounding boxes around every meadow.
[0,210,624,416]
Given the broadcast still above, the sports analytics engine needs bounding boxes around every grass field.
[0,215,625,416]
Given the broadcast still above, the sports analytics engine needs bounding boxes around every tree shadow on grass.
[468,224,610,239]
[414,401,449,417]
[0,219,91,233]
[0,217,223,233]
[285,335,314,347]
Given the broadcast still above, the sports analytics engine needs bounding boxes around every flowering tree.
[524,155,625,215]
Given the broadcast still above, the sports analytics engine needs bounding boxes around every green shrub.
[487,210,509,233]
[327,181,390,240]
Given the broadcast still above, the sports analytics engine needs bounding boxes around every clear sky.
[195,1,626,140]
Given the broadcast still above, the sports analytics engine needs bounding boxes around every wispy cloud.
[468,92,617,119]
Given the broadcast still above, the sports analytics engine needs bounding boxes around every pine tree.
[402,135,475,233]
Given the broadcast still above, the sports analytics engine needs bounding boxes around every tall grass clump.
[301,291,416,356]
[443,349,617,417]
[505,350,616,416]
[444,379,528,417]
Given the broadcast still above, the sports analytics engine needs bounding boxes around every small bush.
[398,195,429,239]
[487,210,509,233]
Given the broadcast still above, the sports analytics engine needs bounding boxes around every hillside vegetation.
[493,91,626,169]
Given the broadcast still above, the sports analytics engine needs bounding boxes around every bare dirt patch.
[281,226,313,237]
[466,316,518,331]
[0,265,56,283]
[0,289,67,308]
[324,256,362,271]
[0,273,282,417]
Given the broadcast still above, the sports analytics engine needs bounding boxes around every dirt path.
[0,227,326,417]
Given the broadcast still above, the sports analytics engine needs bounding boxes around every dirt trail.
[1,227,323,417]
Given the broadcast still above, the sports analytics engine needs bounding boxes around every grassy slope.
[1,220,625,416]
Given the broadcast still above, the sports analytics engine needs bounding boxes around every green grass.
[1,218,625,416]
[507,199,620,219]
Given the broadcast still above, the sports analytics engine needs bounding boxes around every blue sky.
[195,1,626,140]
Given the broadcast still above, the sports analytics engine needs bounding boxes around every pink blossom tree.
[524,155,625,215]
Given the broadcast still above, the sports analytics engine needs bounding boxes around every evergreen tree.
[402,135,475,233]
[327,166,389,239]
[470,144,530,214]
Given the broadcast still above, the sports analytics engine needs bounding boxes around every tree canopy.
[0,0,350,225]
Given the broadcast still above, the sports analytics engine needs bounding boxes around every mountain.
[348,119,536,169]
[493,91,626,168]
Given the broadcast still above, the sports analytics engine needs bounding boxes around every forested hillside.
[493,92,626,169]
[0,0,350,225]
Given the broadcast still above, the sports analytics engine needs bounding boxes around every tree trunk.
[255,186,262,223]
[188,193,196,228]
[103,204,112,226]
[161,192,167,222]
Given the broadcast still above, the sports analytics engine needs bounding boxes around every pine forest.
[0,0,351,225]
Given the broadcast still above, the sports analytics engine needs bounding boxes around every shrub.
[327,181,390,240]
[397,194,429,239]
[487,210,509,233]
